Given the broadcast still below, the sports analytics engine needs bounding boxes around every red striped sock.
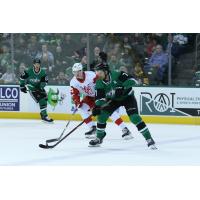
[115,118,126,129]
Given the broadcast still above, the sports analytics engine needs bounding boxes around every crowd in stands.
[0,33,196,86]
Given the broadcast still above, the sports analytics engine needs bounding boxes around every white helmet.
[72,63,83,73]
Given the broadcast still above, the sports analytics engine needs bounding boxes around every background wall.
[1,85,200,124]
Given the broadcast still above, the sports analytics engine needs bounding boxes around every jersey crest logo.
[82,84,93,95]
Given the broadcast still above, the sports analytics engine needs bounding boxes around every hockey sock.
[115,118,126,130]
[96,111,110,139]
[84,116,95,129]
[129,114,152,140]
[96,122,107,139]
[110,111,126,130]
[39,98,47,117]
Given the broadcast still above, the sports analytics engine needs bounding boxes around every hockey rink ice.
[1,119,200,166]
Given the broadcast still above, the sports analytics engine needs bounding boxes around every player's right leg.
[89,100,118,147]
[30,90,54,123]
[89,111,110,147]
[79,98,96,139]
[110,109,133,140]
[124,95,157,150]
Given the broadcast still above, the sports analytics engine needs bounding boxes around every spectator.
[145,44,168,84]
[27,35,40,59]
[130,34,145,58]
[65,67,73,83]
[90,47,101,70]
[133,62,149,85]
[61,34,78,56]
[131,34,145,46]
[71,50,81,63]
[53,71,69,85]
[76,36,87,58]
[94,47,101,59]
[37,44,55,74]
[54,45,68,73]
[17,62,26,78]
[119,48,133,70]
[153,34,168,50]
[123,36,132,50]
[14,35,30,66]
[95,34,105,50]
[145,36,157,57]
[108,54,120,71]
[81,56,87,71]
[0,66,17,84]
[112,43,122,58]
[0,45,11,67]
[119,66,128,73]
[170,34,188,59]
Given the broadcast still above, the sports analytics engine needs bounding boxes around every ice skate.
[122,127,134,140]
[147,138,157,150]
[85,126,96,139]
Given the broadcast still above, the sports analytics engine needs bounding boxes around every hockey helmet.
[95,62,109,72]
[72,63,83,73]
[33,58,41,64]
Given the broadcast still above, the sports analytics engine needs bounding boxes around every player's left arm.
[114,71,138,96]
[118,71,138,89]
[40,74,48,90]
[95,80,107,107]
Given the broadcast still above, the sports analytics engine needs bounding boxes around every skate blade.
[88,144,101,147]
[149,145,158,150]
[85,135,96,139]
[42,120,54,124]
[123,135,134,140]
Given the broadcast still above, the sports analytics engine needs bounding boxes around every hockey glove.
[115,86,124,97]
[20,86,27,93]
[76,101,83,108]
[33,89,46,95]
[74,100,83,108]
[92,106,101,116]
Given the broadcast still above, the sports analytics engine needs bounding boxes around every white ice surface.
[0,119,200,165]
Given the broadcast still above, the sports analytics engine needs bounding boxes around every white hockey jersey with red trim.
[70,71,96,100]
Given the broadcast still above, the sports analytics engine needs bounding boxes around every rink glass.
[0,33,197,87]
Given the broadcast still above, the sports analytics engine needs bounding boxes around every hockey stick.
[39,119,85,149]
[46,109,78,144]
[38,100,112,149]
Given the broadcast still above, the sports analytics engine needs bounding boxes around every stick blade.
[39,144,49,149]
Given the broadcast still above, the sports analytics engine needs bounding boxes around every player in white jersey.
[70,63,133,139]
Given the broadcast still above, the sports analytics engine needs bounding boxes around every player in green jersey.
[19,58,54,123]
[89,62,157,150]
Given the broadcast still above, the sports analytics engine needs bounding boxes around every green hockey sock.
[96,122,107,139]
[140,128,152,140]
[96,130,106,139]
[39,98,47,117]
[97,111,110,124]
[129,114,152,140]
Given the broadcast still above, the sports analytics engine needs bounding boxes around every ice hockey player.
[19,58,54,123]
[89,62,157,150]
[70,62,133,139]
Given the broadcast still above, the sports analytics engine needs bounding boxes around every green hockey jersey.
[19,67,48,91]
[95,71,138,106]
